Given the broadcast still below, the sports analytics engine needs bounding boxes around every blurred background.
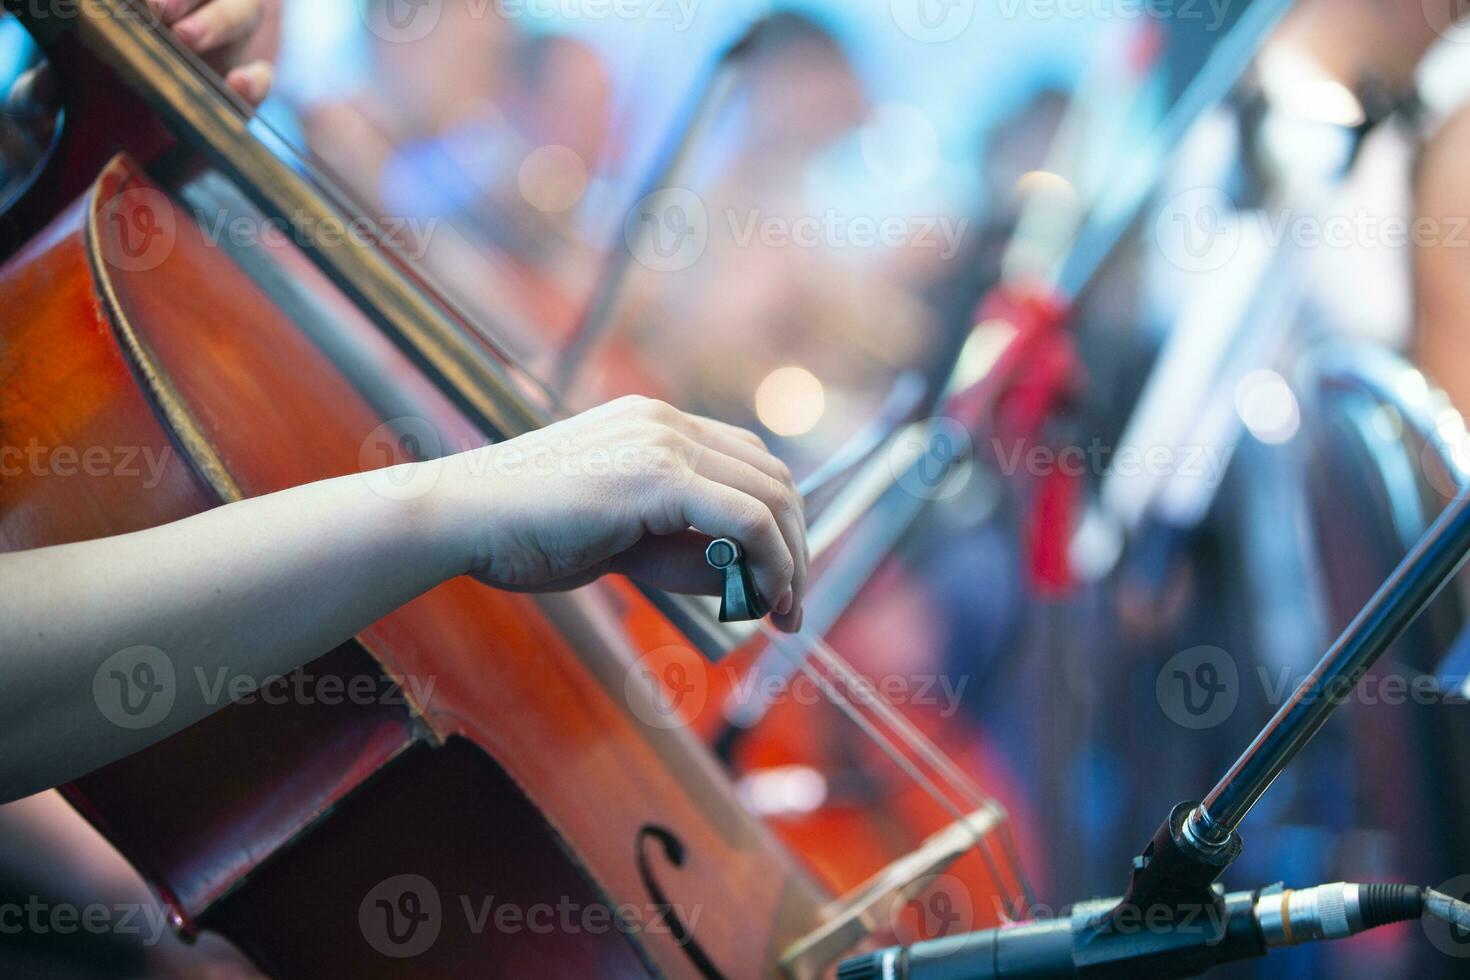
[8,0,1470,975]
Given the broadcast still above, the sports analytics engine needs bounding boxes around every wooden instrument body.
[0,5,1046,975]
[0,135,827,980]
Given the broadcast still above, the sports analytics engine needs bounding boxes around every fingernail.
[775,590,793,616]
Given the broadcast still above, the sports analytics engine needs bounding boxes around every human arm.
[0,396,807,802]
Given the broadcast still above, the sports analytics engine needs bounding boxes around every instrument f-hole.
[635,825,726,980]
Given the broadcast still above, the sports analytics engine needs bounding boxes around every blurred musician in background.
[303,2,617,360]
[603,11,941,469]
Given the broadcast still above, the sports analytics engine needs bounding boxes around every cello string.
[124,0,575,420]
[762,627,1026,918]
[798,633,1036,912]
[125,0,1039,914]
[772,641,1017,919]
[808,633,1035,911]
[799,633,1038,911]
[112,0,1041,923]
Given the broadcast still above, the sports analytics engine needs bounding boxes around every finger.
[658,476,797,630]
[624,398,805,520]
[155,0,207,25]
[664,412,808,571]
[610,532,722,595]
[173,0,264,54]
[688,412,769,453]
[226,61,273,106]
[687,448,806,622]
[682,414,803,513]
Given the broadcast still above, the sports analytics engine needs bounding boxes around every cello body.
[0,3,1041,975]
[0,40,830,980]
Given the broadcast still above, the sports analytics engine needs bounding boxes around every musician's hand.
[439,396,808,632]
[153,0,278,106]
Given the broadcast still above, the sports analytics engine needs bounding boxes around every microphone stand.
[841,477,1470,978]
